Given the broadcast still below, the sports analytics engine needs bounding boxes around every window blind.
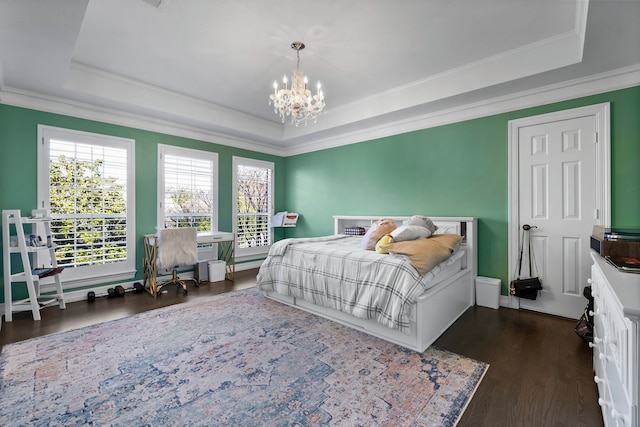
[236,164,272,249]
[49,139,128,268]
[162,153,215,231]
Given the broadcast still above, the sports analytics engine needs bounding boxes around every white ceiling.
[1,0,639,155]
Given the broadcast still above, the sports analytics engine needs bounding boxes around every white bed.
[258,216,477,353]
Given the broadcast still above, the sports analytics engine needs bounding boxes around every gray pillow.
[403,215,438,234]
[391,224,433,241]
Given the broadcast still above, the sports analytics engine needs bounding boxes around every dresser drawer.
[590,255,639,427]
[598,351,632,426]
[596,286,632,394]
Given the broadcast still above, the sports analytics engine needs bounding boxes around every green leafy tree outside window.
[236,166,270,248]
[165,188,212,231]
[49,155,127,267]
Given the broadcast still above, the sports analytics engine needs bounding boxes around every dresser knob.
[587,278,593,284]
[611,409,629,424]
[598,397,611,408]
[594,375,604,384]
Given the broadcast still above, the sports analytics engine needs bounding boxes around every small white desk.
[143,231,235,297]
[196,232,235,282]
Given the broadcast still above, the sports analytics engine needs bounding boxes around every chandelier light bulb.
[268,41,326,126]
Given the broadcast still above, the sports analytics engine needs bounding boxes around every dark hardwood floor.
[434,305,603,427]
[0,269,257,347]
[1,269,602,427]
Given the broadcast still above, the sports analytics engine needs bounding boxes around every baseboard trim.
[0,261,264,313]
[235,259,264,271]
[500,295,520,309]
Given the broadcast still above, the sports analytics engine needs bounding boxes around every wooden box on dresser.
[590,251,640,427]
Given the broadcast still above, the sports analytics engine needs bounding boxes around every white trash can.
[208,260,226,282]
[475,276,501,309]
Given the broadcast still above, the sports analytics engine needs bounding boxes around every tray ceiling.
[1,0,639,154]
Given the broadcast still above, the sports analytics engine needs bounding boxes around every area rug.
[0,287,488,426]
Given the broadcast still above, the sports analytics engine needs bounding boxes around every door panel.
[517,115,596,319]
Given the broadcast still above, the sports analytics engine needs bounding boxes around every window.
[232,157,274,257]
[158,145,218,231]
[38,126,135,286]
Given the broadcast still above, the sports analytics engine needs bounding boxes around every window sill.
[234,252,268,264]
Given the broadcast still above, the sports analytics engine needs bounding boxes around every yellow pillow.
[382,234,463,275]
[375,234,394,254]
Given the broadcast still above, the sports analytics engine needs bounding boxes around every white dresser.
[590,252,640,427]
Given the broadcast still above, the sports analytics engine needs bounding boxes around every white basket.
[475,276,501,309]
[208,260,226,282]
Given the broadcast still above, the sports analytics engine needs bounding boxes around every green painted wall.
[1,85,639,302]
[0,104,285,301]
[283,85,640,294]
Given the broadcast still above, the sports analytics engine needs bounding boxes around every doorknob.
[522,224,538,231]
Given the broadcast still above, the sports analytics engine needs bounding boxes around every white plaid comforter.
[257,235,452,331]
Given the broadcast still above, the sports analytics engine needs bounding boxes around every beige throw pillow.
[382,234,463,275]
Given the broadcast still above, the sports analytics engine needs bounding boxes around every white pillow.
[391,224,434,242]
[403,215,438,235]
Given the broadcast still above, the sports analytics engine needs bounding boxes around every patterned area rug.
[0,288,488,426]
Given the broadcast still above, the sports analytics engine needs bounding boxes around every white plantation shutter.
[158,145,218,232]
[38,126,136,285]
[232,157,274,256]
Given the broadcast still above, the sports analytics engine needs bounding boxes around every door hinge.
[594,208,599,220]
[594,132,598,143]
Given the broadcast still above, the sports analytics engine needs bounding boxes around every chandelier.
[269,42,325,126]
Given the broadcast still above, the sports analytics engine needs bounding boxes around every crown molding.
[2,64,639,158]
[283,64,640,156]
[0,85,286,156]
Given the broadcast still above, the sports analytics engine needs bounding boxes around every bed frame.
[262,216,477,353]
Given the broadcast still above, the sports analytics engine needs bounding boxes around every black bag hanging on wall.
[510,224,543,300]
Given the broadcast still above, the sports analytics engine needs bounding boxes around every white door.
[509,104,610,319]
